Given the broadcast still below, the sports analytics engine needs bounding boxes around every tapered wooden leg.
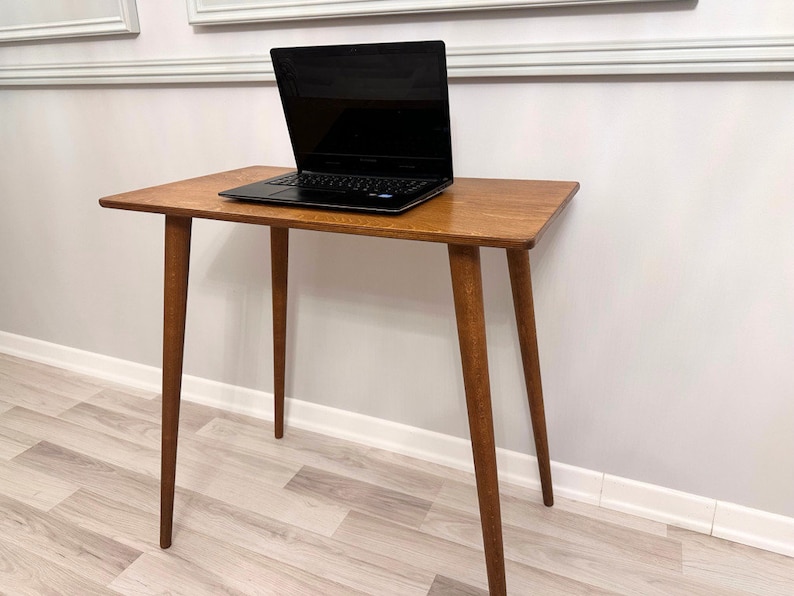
[448,244,506,596]
[271,227,289,439]
[160,215,192,549]
[506,249,554,507]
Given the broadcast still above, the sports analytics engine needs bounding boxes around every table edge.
[99,176,579,250]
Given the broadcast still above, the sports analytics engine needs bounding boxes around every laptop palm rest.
[272,188,345,201]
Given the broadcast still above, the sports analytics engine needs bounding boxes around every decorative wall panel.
[0,0,139,42]
[186,0,684,25]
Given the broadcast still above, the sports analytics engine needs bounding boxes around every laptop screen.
[271,41,452,179]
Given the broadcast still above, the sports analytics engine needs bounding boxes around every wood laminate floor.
[0,352,792,595]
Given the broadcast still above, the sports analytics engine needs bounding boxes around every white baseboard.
[712,502,794,559]
[0,331,162,393]
[1,329,792,559]
[600,474,716,534]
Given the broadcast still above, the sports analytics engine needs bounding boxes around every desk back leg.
[271,227,289,439]
[161,215,192,548]
[448,244,507,596]
[506,248,554,507]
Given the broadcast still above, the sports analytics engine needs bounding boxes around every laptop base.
[220,173,450,214]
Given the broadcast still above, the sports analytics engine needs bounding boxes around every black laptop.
[219,40,453,214]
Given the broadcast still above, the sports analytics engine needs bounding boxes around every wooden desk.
[100,165,578,595]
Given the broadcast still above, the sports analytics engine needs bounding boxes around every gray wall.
[2,0,793,517]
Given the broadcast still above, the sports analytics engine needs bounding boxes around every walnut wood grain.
[448,244,506,596]
[99,166,578,250]
[270,227,288,440]
[161,215,191,549]
[506,249,554,507]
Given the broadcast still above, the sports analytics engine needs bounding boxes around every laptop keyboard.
[270,173,431,196]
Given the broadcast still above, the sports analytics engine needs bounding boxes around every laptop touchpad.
[273,188,344,202]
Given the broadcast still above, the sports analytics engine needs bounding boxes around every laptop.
[219,40,453,214]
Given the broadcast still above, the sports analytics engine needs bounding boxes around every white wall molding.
[448,36,794,76]
[186,0,680,25]
[0,56,274,87]
[1,329,792,559]
[2,35,793,86]
[0,1,139,42]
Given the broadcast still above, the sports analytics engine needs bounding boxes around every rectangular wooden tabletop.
[99,166,579,249]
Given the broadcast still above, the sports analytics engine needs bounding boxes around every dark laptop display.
[219,40,453,214]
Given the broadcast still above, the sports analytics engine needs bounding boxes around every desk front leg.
[160,215,192,549]
[270,227,289,439]
[448,244,506,596]
[506,249,553,507]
